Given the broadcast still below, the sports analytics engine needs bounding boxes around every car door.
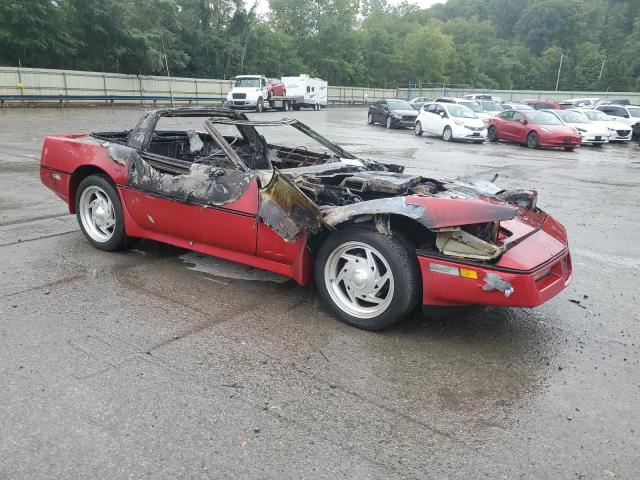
[495,111,514,140]
[510,112,528,142]
[433,105,448,134]
[373,100,386,123]
[121,117,259,255]
[422,104,440,134]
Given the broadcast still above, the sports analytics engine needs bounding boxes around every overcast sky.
[253,0,444,16]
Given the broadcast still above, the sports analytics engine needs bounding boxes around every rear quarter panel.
[40,134,128,211]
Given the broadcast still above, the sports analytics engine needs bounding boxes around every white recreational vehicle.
[281,75,328,110]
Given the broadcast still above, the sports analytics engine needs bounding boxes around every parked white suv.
[574,109,632,142]
[595,104,640,139]
[415,102,486,142]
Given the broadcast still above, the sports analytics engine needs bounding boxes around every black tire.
[292,104,301,111]
[368,112,374,125]
[488,125,498,142]
[282,101,289,112]
[473,140,485,144]
[315,227,421,330]
[526,131,538,149]
[414,121,423,136]
[256,97,264,113]
[442,126,453,142]
[563,147,575,151]
[75,174,130,251]
[386,116,393,129]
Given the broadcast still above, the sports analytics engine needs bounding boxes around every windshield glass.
[448,104,477,119]
[460,101,483,113]
[628,108,640,118]
[557,110,589,123]
[526,111,563,125]
[480,101,503,112]
[235,78,260,88]
[582,110,610,121]
[387,100,413,110]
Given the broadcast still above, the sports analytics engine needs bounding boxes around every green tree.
[0,0,78,68]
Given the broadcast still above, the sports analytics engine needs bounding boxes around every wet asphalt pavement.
[1,106,639,479]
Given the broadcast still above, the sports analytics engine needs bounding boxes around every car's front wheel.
[315,227,421,330]
[75,174,129,251]
[526,131,539,149]
[414,121,423,136]
[367,112,374,125]
[256,97,264,113]
[488,126,498,142]
[386,116,393,129]
[443,126,453,142]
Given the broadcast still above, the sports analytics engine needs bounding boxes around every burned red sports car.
[40,108,572,330]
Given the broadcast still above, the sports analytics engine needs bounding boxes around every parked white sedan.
[415,102,487,142]
[595,104,640,139]
[573,109,632,142]
[543,109,609,145]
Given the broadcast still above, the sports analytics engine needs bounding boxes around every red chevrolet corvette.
[488,110,582,150]
[40,108,572,330]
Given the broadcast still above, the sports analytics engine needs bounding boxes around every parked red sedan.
[488,110,582,151]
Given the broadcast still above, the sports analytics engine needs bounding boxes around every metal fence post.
[138,76,143,105]
[62,71,68,107]
[103,74,108,104]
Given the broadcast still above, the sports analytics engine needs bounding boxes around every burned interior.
[95,108,539,263]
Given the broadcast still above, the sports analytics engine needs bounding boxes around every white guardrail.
[1,66,639,106]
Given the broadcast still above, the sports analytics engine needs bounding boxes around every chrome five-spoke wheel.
[324,241,394,319]
[79,185,116,242]
[315,227,421,330]
[75,174,129,251]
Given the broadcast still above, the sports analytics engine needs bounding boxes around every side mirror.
[439,111,446,118]
[522,119,528,125]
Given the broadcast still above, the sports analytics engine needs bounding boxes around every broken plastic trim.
[482,273,515,297]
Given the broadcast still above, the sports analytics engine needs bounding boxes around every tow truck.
[226,74,327,112]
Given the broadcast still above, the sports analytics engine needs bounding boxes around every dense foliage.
[1,0,639,90]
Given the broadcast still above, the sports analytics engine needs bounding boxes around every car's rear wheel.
[386,116,393,129]
[442,126,453,142]
[315,227,421,330]
[526,131,538,149]
[488,126,498,142]
[563,147,575,151]
[414,121,423,136]
[368,112,374,125]
[75,175,129,251]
